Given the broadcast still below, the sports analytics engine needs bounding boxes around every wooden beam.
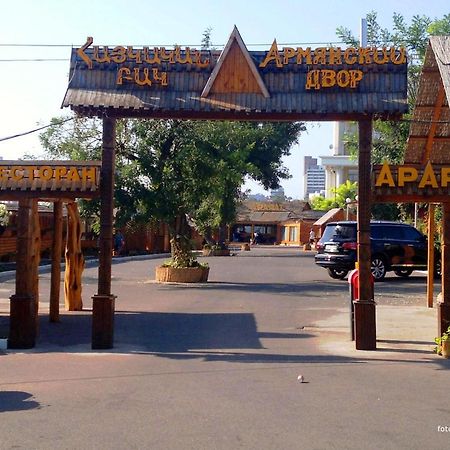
[9,199,36,348]
[427,204,435,308]
[422,84,446,164]
[92,116,116,349]
[354,118,376,351]
[64,202,84,311]
[71,106,404,123]
[409,136,450,142]
[50,201,63,322]
[438,203,450,337]
[31,200,40,333]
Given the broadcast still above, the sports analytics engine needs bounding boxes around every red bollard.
[348,268,359,341]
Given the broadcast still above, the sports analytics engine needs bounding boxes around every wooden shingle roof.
[62,28,408,121]
[405,36,450,164]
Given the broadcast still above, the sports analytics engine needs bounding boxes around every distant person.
[113,230,125,256]
[309,229,316,245]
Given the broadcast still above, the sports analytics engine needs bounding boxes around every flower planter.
[241,243,250,251]
[202,249,230,256]
[442,340,450,358]
[155,265,209,283]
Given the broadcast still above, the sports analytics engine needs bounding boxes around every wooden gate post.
[9,199,36,348]
[438,202,450,337]
[92,116,116,349]
[427,203,435,309]
[50,201,63,322]
[354,118,377,350]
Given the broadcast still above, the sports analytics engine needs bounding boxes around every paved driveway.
[0,247,449,450]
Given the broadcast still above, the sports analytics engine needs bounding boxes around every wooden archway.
[0,162,100,348]
[372,36,450,339]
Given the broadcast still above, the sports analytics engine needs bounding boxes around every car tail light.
[342,242,357,250]
[316,242,324,250]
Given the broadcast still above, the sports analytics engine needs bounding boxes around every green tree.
[39,117,304,264]
[311,180,357,210]
[337,11,450,222]
[336,11,450,165]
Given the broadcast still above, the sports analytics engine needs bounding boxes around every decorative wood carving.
[64,201,84,311]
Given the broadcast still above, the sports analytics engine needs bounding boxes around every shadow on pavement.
[0,391,41,413]
[156,281,350,296]
[33,310,315,354]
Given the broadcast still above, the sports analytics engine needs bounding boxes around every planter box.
[202,249,231,256]
[155,265,209,283]
[241,243,250,251]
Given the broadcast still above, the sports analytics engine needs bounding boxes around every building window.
[289,226,297,242]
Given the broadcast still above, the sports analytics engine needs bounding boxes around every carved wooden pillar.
[92,116,116,349]
[354,118,376,350]
[65,201,84,311]
[9,199,36,348]
[50,201,63,322]
[427,203,435,309]
[31,200,40,333]
[438,202,450,337]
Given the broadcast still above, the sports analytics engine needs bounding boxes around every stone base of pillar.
[9,294,36,349]
[354,300,377,350]
[438,302,450,337]
[92,294,116,349]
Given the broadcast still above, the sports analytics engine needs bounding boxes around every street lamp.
[346,196,358,220]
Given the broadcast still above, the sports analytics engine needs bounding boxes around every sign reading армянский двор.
[63,28,407,120]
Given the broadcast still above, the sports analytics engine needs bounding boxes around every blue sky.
[1,0,449,198]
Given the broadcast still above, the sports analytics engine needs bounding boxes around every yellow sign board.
[375,161,450,189]
[0,161,101,197]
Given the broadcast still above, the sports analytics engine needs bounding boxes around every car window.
[370,225,384,239]
[321,224,356,241]
[371,225,404,240]
[384,226,404,240]
[402,226,424,241]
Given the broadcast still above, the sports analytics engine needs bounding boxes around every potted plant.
[434,326,450,358]
[155,220,209,283]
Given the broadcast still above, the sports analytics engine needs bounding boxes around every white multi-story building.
[320,122,358,198]
[305,165,326,199]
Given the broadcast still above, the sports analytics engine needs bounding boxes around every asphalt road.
[0,247,449,450]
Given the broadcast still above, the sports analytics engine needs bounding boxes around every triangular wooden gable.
[201,26,270,98]
[405,36,450,164]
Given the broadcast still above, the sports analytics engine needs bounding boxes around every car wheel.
[394,269,413,278]
[327,268,349,280]
[371,257,387,281]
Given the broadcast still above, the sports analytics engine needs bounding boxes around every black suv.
[314,221,438,281]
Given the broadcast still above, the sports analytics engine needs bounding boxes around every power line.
[0,41,347,48]
[0,58,68,62]
[0,118,74,143]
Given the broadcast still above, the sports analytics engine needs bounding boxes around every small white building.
[320,122,358,198]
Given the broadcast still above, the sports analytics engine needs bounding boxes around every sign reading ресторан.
[0,161,101,198]
[63,28,408,119]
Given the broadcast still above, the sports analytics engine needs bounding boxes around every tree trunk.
[170,215,194,267]
[64,202,84,311]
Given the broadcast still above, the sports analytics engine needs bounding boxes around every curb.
[0,253,171,282]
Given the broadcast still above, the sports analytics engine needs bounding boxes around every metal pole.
[360,18,367,47]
